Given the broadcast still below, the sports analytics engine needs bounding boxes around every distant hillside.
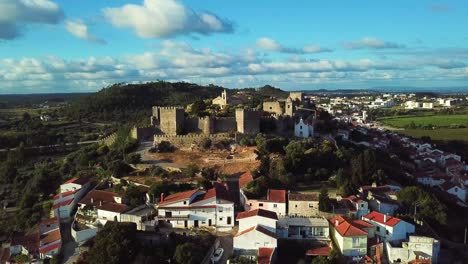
[241,85,289,99]
[65,81,225,122]
[0,93,89,108]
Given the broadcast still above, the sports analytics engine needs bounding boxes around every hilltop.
[64,82,288,123]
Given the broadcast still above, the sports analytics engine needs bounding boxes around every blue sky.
[1,0,468,93]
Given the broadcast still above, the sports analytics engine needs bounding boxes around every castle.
[151,106,261,136]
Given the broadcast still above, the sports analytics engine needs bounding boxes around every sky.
[1,0,468,93]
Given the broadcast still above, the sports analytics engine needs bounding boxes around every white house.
[294,118,314,138]
[53,177,91,219]
[329,215,368,257]
[245,189,287,217]
[339,195,370,219]
[277,217,329,240]
[157,183,235,229]
[386,236,440,264]
[78,189,129,225]
[440,182,467,203]
[234,209,278,254]
[362,211,415,242]
[38,218,62,259]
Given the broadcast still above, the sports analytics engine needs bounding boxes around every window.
[352,237,360,247]
[219,208,223,212]
[273,204,277,208]
[295,205,298,208]
[300,125,303,129]
[361,204,364,208]
[183,201,187,205]
[259,203,264,207]
[249,203,252,206]
[269,107,272,110]
[308,203,313,208]
[386,230,389,235]
[219,217,223,221]
[202,221,206,224]
[376,226,380,232]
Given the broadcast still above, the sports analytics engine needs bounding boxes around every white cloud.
[0,0,64,40]
[2,41,468,93]
[65,20,106,44]
[256,37,332,54]
[103,0,234,38]
[343,37,405,50]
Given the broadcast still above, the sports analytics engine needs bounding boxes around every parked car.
[211,248,224,263]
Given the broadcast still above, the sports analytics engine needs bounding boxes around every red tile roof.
[158,205,217,210]
[40,229,61,245]
[40,218,59,227]
[239,171,253,189]
[363,211,401,227]
[39,242,61,254]
[305,246,331,256]
[288,192,318,201]
[159,189,199,206]
[351,219,375,229]
[236,209,278,221]
[54,188,80,199]
[330,215,368,237]
[64,177,90,185]
[79,189,120,206]
[258,247,275,264]
[52,199,73,210]
[97,203,129,213]
[267,189,286,203]
[234,225,277,239]
[192,183,233,204]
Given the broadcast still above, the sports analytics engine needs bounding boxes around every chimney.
[91,198,94,204]
[160,193,164,203]
[99,201,102,206]
[335,220,339,226]
[384,214,387,223]
[372,182,377,188]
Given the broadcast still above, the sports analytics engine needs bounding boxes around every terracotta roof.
[235,225,277,239]
[40,229,61,245]
[288,192,318,201]
[267,189,286,203]
[52,199,73,210]
[40,218,59,227]
[363,211,401,227]
[158,205,217,210]
[239,171,254,189]
[39,242,61,254]
[64,177,90,185]
[330,215,368,237]
[351,219,375,229]
[305,246,331,256]
[236,209,278,221]
[441,182,458,191]
[97,203,129,213]
[159,189,199,206]
[258,247,275,264]
[0,248,10,263]
[79,189,120,205]
[54,189,80,200]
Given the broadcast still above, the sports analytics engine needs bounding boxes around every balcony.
[158,214,190,220]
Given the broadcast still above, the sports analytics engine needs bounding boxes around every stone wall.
[213,117,237,133]
[131,126,156,141]
[154,134,234,149]
[100,133,117,146]
[263,101,284,115]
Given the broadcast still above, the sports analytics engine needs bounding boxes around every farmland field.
[379,114,468,128]
[397,128,468,141]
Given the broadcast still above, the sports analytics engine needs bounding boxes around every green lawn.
[397,128,468,141]
[379,114,468,128]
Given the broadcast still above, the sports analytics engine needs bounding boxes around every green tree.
[88,222,138,264]
[319,187,332,212]
[174,242,205,264]
[200,138,212,150]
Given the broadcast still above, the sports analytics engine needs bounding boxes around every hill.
[64,82,291,124]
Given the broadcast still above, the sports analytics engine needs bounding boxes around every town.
[1,86,466,264]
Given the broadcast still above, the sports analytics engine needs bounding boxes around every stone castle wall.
[131,126,156,141]
[263,101,284,115]
[157,107,185,135]
[214,117,237,133]
[236,109,260,134]
[154,134,234,149]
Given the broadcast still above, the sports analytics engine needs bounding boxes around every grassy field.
[396,128,468,141]
[379,114,468,128]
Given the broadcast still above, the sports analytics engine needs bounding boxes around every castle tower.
[236,108,260,134]
[222,89,228,105]
[285,97,294,116]
[155,107,185,135]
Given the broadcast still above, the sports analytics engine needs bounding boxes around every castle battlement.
[154,106,184,110]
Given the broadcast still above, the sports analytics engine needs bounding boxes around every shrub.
[200,138,212,150]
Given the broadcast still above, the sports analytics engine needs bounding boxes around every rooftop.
[159,189,199,206]
[363,211,401,227]
[64,177,90,185]
[235,225,277,239]
[236,209,278,221]
[239,171,253,189]
[329,215,368,237]
[258,247,275,264]
[267,189,287,203]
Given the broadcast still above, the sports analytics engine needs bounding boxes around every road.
[216,233,233,264]
[60,221,80,264]
[0,140,98,152]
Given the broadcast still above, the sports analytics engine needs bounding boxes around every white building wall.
[233,230,277,251]
[238,216,277,234]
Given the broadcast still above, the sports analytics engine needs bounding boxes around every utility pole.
[465,227,467,245]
